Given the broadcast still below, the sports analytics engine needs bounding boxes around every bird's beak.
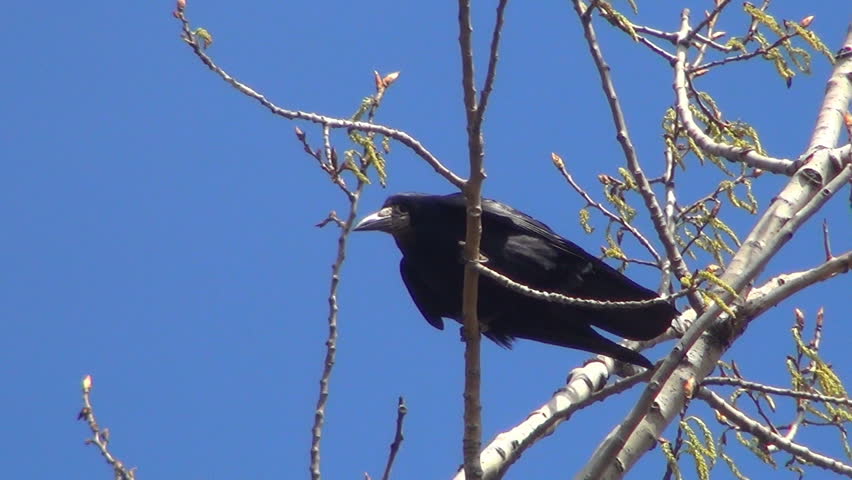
[353,207,394,232]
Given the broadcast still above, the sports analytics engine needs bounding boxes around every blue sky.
[2,1,849,479]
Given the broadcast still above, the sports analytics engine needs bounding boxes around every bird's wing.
[482,198,656,295]
[481,197,676,341]
[483,199,589,262]
[399,257,446,331]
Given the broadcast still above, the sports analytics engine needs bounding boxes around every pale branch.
[767,407,806,454]
[77,376,136,480]
[450,301,699,480]
[552,156,662,264]
[322,125,335,174]
[579,19,852,479]
[572,0,705,314]
[685,0,731,46]
[628,23,676,43]
[174,11,465,189]
[294,126,346,192]
[701,377,852,408]
[676,199,722,258]
[630,23,729,54]
[822,219,833,260]
[471,262,690,308]
[742,246,852,318]
[674,36,799,174]
[309,67,400,480]
[660,143,678,293]
[310,180,366,480]
[456,0,488,478]
[621,257,660,269]
[636,36,677,63]
[380,397,408,480]
[475,0,509,130]
[452,361,653,480]
[697,387,852,477]
[692,31,799,73]
[673,171,754,223]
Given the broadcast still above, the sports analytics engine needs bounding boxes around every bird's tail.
[589,302,677,341]
[523,322,655,369]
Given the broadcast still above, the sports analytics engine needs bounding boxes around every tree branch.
[380,397,408,480]
[579,19,852,479]
[742,244,852,318]
[309,172,367,480]
[472,262,690,308]
[475,0,509,129]
[309,61,398,480]
[674,36,799,174]
[457,0,487,478]
[77,375,136,480]
[452,363,653,480]
[552,154,662,264]
[697,387,852,477]
[175,11,465,189]
[701,377,852,408]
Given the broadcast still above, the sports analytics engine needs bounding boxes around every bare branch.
[633,34,677,63]
[693,31,798,72]
[697,387,852,477]
[702,377,852,408]
[472,262,690,308]
[308,66,401,480]
[742,245,852,318]
[475,0,509,129]
[77,375,136,480]
[453,362,653,480]
[552,154,661,264]
[310,180,366,480]
[457,0,487,478]
[685,0,731,45]
[822,219,833,260]
[580,19,852,479]
[674,36,799,174]
[174,11,464,189]
[380,397,408,480]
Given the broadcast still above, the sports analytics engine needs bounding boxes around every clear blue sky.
[2,1,849,479]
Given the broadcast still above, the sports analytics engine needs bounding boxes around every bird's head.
[353,194,418,234]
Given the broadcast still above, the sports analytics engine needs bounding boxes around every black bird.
[354,193,677,368]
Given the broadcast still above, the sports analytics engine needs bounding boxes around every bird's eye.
[396,204,409,214]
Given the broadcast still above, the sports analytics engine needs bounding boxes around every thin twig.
[380,397,408,480]
[673,25,799,174]
[175,11,464,189]
[742,248,852,318]
[475,0,509,130]
[472,262,690,308]
[308,67,400,480]
[77,375,136,480]
[677,200,722,257]
[685,0,731,45]
[456,1,487,478]
[692,31,799,72]
[697,387,852,477]
[702,377,852,407]
[552,155,661,264]
[310,180,366,480]
[822,219,833,260]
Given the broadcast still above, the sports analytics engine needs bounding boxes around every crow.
[354,192,677,368]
